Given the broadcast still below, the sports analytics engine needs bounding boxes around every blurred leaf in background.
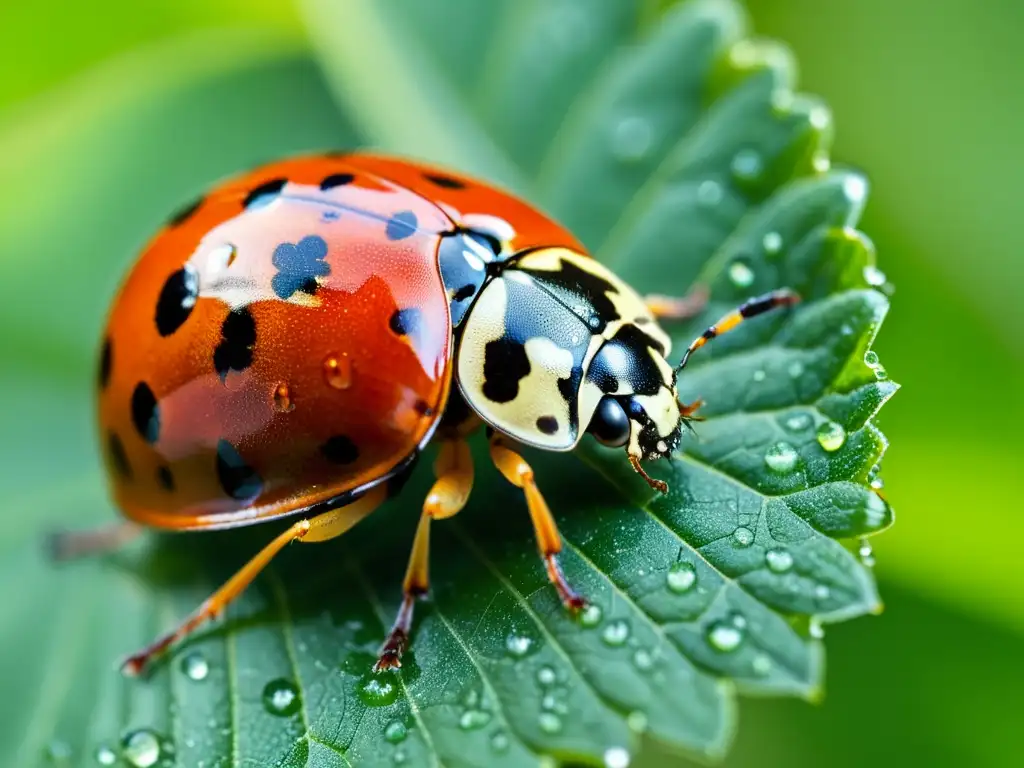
[0,0,1019,767]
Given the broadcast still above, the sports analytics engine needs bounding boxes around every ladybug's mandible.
[54,153,797,674]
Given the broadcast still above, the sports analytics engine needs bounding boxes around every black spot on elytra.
[243,178,287,209]
[155,265,199,336]
[130,382,160,444]
[320,172,354,190]
[213,308,256,382]
[536,416,559,435]
[482,337,530,403]
[413,399,435,417]
[557,375,575,402]
[99,338,112,389]
[386,210,418,240]
[452,284,476,302]
[168,196,203,227]
[156,465,175,492]
[108,432,131,480]
[321,435,359,465]
[216,439,263,499]
[424,173,465,189]
[389,307,422,337]
[271,235,330,299]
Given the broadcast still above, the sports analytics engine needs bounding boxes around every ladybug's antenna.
[675,289,801,374]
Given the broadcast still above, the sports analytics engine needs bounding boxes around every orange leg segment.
[47,521,143,561]
[375,439,473,672]
[489,436,585,612]
[121,485,387,677]
[644,284,710,321]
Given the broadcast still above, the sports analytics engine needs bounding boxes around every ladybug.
[53,153,797,675]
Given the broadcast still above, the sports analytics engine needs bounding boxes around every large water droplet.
[764,441,798,472]
[95,744,117,765]
[358,672,400,707]
[181,651,209,681]
[666,561,697,593]
[505,632,535,658]
[536,666,557,686]
[262,678,301,716]
[696,180,723,207]
[611,117,653,162]
[121,729,162,768]
[459,709,492,730]
[538,712,563,734]
[490,731,510,753]
[706,620,745,652]
[765,548,794,573]
[731,149,764,180]
[784,412,812,432]
[863,350,879,367]
[816,421,846,452]
[762,231,783,255]
[323,353,353,390]
[732,527,754,547]
[601,620,630,647]
[728,258,755,288]
[579,604,603,628]
[604,746,632,768]
[384,721,407,744]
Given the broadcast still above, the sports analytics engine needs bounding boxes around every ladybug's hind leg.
[644,284,710,321]
[47,521,142,561]
[375,439,474,672]
[121,486,386,677]
[489,435,586,612]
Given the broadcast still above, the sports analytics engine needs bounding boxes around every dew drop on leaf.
[95,745,117,765]
[627,710,649,734]
[180,652,209,681]
[764,441,798,472]
[262,678,301,716]
[121,729,162,768]
[632,649,654,671]
[731,148,763,180]
[604,746,632,768]
[873,365,888,380]
[505,632,535,658]
[459,709,492,730]
[816,421,846,452]
[765,548,794,573]
[357,672,399,707]
[579,603,603,627]
[538,712,563,734]
[727,258,755,288]
[45,739,71,763]
[784,411,812,432]
[536,666,557,686]
[858,539,876,567]
[752,654,773,676]
[601,619,630,647]
[863,350,879,366]
[815,584,831,599]
[696,179,723,207]
[383,721,407,744]
[863,265,887,287]
[762,231,783,255]
[787,360,805,378]
[809,619,825,639]
[611,117,653,162]
[393,748,407,765]
[706,620,745,652]
[666,561,696,593]
[732,526,754,547]
[752,369,767,382]
[490,731,510,753]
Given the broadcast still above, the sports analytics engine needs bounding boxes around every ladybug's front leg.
[375,439,474,672]
[488,435,586,612]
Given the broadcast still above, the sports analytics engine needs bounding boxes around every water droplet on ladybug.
[323,354,353,390]
[271,382,294,413]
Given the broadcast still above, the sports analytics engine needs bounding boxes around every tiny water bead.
[505,632,534,658]
[604,746,632,768]
[732,526,754,547]
[393,749,407,765]
[764,441,799,472]
[696,179,724,207]
[787,360,805,378]
[45,740,71,762]
[816,421,846,452]
[666,561,697,593]
[873,365,889,380]
[863,350,879,367]
[731,149,764,180]
[727,258,755,288]
[752,369,767,382]
[626,711,649,734]
[611,117,654,162]
[459,710,492,730]
[323,353,353,390]
[784,412,813,432]
[359,672,400,707]
[706,619,745,652]
[579,603,603,628]
[262,678,301,716]
[601,619,630,647]
[383,721,407,744]
[490,732,510,753]
[752,654,773,676]
[180,651,209,681]
[121,729,162,768]
[870,477,885,491]
[271,382,294,413]
[858,539,876,567]
[536,666,557,686]
[538,712,563,734]
[762,231,783,255]
[864,265,887,287]
[765,548,794,573]
[95,745,117,765]
[815,585,831,600]
[632,649,655,671]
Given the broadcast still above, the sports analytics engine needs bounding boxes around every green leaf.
[0,1,896,766]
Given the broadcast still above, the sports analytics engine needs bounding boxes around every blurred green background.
[1,1,1020,766]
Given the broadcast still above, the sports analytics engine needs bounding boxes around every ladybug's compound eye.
[588,396,631,448]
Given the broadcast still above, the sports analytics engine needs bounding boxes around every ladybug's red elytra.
[53,152,798,675]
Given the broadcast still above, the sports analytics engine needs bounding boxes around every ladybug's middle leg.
[644,284,709,321]
[488,435,586,612]
[375,438,474,672]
